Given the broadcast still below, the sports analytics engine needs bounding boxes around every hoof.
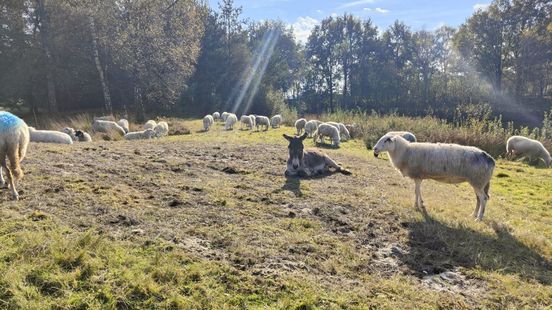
[12,194,19,201]
[474,217,483,222]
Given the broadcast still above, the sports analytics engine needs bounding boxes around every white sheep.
[295,118,307,135]
[124,129,155,140]
[221,112,229,122]
[92,120,126,136]
[0,111,30,200]
[203,115,214,131]
[305,120,322,137]
[75,130,92,142]
[255,115,270,131]
[29,127,73,144]
[249,115,256,128]
[61,127,77,141]
[213,112,221,122]
[271,114,283,128]
[144,120,157,130]
[313,123,341,147]
[326,122,351,141]
[117,119,130,133]
[240,115,254,130]
[154,121,169,138]
[224,113,238,130]
[506,135,551,167]
[373,134,495,221]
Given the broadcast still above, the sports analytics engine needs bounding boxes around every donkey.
[284,133,351,177]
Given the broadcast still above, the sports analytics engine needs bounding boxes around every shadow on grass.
[277,172,340,197]
[401,213,551,284]
[314,142,340,150]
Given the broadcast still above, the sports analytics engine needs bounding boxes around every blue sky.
[208,0,490,42]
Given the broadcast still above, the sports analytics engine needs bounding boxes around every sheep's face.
[284,133,307,172]
[144,129,155,139]
[373,135,395,158]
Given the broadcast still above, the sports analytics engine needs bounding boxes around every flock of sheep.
[1,110,550,222]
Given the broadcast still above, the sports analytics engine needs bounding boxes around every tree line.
[1,0,551,125]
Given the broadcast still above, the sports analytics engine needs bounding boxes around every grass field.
[0,119,550,309]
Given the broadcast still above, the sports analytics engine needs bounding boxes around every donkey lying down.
[284,133,351,177]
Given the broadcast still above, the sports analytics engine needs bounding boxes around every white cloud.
[363,7,372,11]
[337,0,376,9]
[375,7,389,13]
[316,9,323,14]
[291,16,319,44]
[473,3,489,11]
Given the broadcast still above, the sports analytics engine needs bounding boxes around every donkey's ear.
[283,134,293,141]
[299,132,308,141]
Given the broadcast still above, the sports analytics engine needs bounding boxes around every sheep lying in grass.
[374,131,417,157]
[326,122,351,141]
[144,120,157,130]
[221,112,229,122]
[305,120,322,137]
[117,119,130,133]
[255,115,270,131]
[224,113,238,130]
[29,127,73,144]
[203,115,214,131]
[506,135,551,167]
[75,130,92,142]
[92,120,126,136]
[62,127,77,141]
[0,111,30,200]
[373,134,495,221]
[284,133,351,177]
[240,115,254,130]
[295,118,307,135]
[213,112,221,122]
[271,115,282,128]
[124,129,155,140]
[313,123,340,147]
[154,121,169,137]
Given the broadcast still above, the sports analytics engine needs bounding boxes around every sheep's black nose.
[374,152,379,158]
[293,164,299,169]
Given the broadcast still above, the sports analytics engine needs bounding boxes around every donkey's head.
[283,133,308,172]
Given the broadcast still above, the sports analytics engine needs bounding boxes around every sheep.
[221,112,229,122]
[61,127,77,141]
[117,119,130,133]
[506,135,551,167]
[203,115,214,131]
[373,134,495,221]
[124,129,155,140]
[0,111,30,200]
[374,131,417,158]
[92,120,126,136]
[313,123,341,147]
[284,133,351,177]
[271,114,283,128]
[154,121,169,138]
[304,120,322,137]
[29,127,73,144]
[255,115,270,131]
[326,122,351,141]
[295,118,307,135]
[240,115,254,130]
[75,130,92,142]
[224,113,238,130]
[213,112,221,122]
[249,115,256,128]
[144,120,157,130]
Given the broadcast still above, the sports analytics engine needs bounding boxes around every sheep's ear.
[283,134,293,141]
[299,132,308,141]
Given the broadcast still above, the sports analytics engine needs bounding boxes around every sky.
[208,0,490,43]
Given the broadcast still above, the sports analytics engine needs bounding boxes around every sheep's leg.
[0,166,5,188]
[471,195,481,218]
[1,157,17,200]
[414,179,424,209]
[474,190,487,221]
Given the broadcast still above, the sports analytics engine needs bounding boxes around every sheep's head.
[75,130,84,138]
[373,134,397,158]
[284,133,307,171]
[144,129,155,139]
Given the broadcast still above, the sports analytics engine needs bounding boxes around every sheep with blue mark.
[0,111,30,200]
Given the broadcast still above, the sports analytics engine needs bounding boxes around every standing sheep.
[221,112,229,122]
[313,123,341,147]
[75,130,92,142]
[144,120,157,130]
[124,129,155,140]
[213,112,221,122]
[0,111,30,200]
[249,115,256,128]
[506,136,551,167]
[29,127,73,144]
[295,118,307,135]
[240,115,254,130]
[374,131,417,157]
[304,120,322,138]
[326,122,351,141]
[224,113,238,130]
[255,115,270,131]
[373,134,495,221]
[154,121,169,138]
[117,119,130,133]
[203,115,214,131]
[92,120,126,136]
[271,115,283,128]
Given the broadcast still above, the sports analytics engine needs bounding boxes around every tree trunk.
[89,16,113,115]
[36,0,58,112]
